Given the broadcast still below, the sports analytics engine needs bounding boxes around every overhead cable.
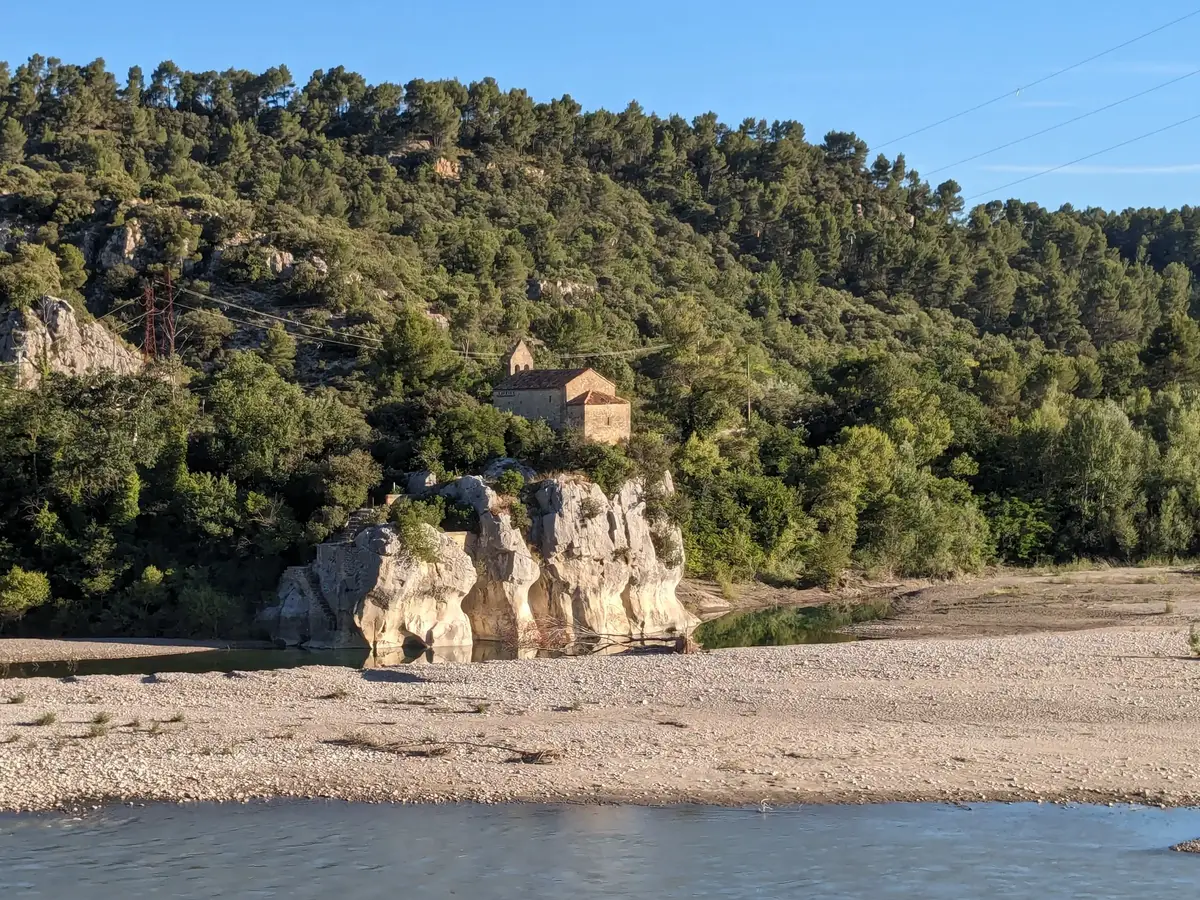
[877,7,1200,149]
[964,109,1200,201]
[925,65,1200,177]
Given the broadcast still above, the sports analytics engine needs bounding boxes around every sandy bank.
[1,626,1198,812]
[0,639,232,665]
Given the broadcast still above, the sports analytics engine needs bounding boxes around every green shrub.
[0,566,51,623]
[494,469,525,497]
[389,497,443,563]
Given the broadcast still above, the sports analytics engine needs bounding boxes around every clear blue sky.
[5,0,1200,211]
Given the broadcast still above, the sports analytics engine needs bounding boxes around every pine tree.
[0,116,27,164]
[259,324,297,379]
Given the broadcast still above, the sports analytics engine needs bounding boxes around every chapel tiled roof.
[567,390,629,406]
[494,368,592,391]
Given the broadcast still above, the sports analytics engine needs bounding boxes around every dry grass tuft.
[31,712,57,727]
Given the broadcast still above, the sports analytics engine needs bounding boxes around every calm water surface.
[2,802,1199,898]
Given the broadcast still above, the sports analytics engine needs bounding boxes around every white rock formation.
[264,472,695,653]
[530,478,633,642]
[529,475,696,645]
[266,248,294,278]
[98,220,143,269]
[439,476,539,646]
[0,296,144,389]
[265,523,477,651]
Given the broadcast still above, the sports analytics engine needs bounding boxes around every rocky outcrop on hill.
[264,523,477,651]
[0,296,143,389]
[262,471,696,654]
[98,220,144,269]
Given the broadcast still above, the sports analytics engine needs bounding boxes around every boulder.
[264,523,477,651]
[482,457,537,482]
[405,470,438,497]
[0,296,144,389]
[98,220,143,269]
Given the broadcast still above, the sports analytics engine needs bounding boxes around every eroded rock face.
[614,475,694,639]
[529,476,696,644]
[266,248,294,278]
[264,523,477,651]
[439,477,539,646]
[530,478,632,642]
[98,220,143,269]
[264,471,695,653]
[0,297,144,389]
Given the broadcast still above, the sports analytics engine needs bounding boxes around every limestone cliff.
[529,475,695,644]
[262,470,696,653]
[0,297,143,389]
[263,523,477,651]
[439,476,539,646]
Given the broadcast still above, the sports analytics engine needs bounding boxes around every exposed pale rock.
[615,475,696,638]
[266,248,294,278]
[265,470,692,654]
[529,475,695,645]
[433,157,461,181]
[406,470,438,496]
[530,478,634,642]
[528,279,594,301]
[0,296,144,389]
[439,476,539,645]
[98,219,143,269]
[265,524,476,651]
[423,307,450,330]
[482,458,537,482]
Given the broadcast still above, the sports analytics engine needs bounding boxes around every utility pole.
[163,268,177,357]
[142,285,157,360]
[746,350,752,426]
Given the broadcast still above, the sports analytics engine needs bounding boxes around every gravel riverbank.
[0,639,231,665]
[1,626,1198,812]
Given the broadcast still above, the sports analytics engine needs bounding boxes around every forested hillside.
[3,55,1200,636]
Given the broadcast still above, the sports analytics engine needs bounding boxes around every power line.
[926,65,1200,178]
[170,298,383,354]
[877,7,1200,150]
[560,344,671,359]
[460,344,671,360]
[964,109,1200,202]
[157,281,385,347]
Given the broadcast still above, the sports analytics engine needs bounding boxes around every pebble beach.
[1,626,1198,812]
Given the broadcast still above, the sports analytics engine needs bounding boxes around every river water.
[2,802,1198,898]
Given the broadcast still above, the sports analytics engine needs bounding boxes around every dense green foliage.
[6,54,1200,635]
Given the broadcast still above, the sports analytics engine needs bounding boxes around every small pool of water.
[2,802,1198,898]
[694,601,884,649]
[0,641,521,679]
